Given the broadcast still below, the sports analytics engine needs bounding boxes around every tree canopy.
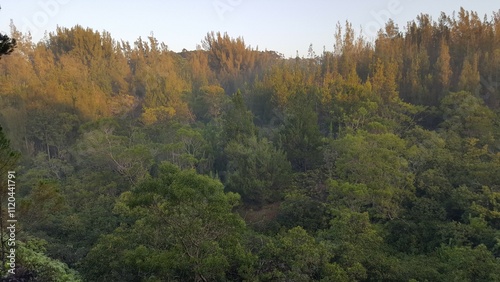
[1,8,500,281]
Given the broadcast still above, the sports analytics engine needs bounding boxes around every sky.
[0,0,498,58]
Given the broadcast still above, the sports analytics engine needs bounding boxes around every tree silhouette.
[0,33,15,58]
[0,5,16,59]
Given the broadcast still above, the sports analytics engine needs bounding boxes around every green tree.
[0,126,20,274]
[319,209,399,281]
[277,192,329,232]
[225,136,291,206]
[82,163,250,281]
[222,90,256,144]
[437,244,500,281]
[8,239,81,281]
[0,126,19,177]
[256,227,347,281]
[76,119,154,185]
[330,132,415,219]
[439,91,496,145]
[280,92,323,171]
[20,180,67,230]
[159,126,211,172]
[190,84,227,121]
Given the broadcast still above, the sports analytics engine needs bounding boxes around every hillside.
[0,8,500,281]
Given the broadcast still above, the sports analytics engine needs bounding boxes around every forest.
[0,7,500,281]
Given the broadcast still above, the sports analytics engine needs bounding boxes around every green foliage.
[1,10,500,281]
[222,90,257,143]
[437,244,500,281]
[225,136,291,206]
[76,119,154,185]
[329,131,415,219]
[158,125,212,172]
[81,163,249,281]
[0,127,20,193]
[20,180,67,229]
[319,209,393,281]
[280,91,323,171]
[0,125,20,169]
[0,126,20,270]
[190,84,227,121]
[277,192,329,232]
[6,239,81,281]
[440,91,496,145]
[256,227,347,281]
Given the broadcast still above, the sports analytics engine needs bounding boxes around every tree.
[222,90,256,144]
[318,209,393,281]
[225,136,291,206]
[126,36,192,124]
[0,126,19,177]
[280,92,323,171]
[371,58,399,102]
[439,91,495,145]
[0,33,16,59]
[202,32,257,94]
[330,131,415,219]
[436,244,500,281]
[5,239,81,281]
[81,163,250,281]
[0,126,20,274]
[190,84,227,121]
[256,227,347,281]
[277,192,329,232]
[435,39,452,95]
[458,55,480,94]
[159,126,211,172]
[26,109,80,160]
[20,180,67,230]
[76,119,153,185]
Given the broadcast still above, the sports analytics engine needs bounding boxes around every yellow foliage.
[140,106,176,125]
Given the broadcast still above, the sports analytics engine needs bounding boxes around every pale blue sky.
[0,0,498,58]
